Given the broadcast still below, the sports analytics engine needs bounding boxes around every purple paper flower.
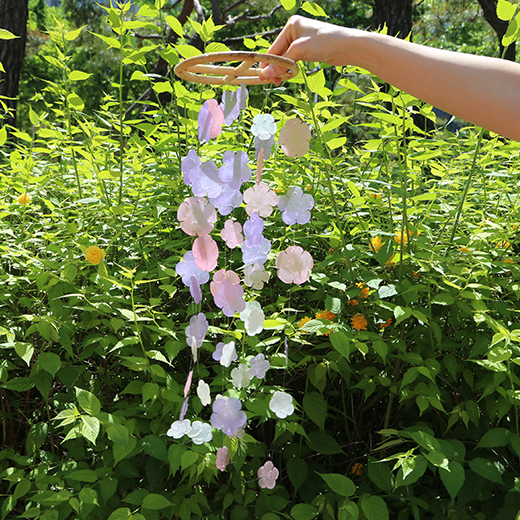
[176,251,210,287]
[258,461,279,489]
[182,149,202,186]
[243,182,278,218]
[212,341,237,367]
[249,353,270,379]
[198,99,224,143]
[210,396,247,437]
[210,269,240,296]
[218,151,252,190]
[213,280,246,317]
[177,196,217,237]
[183,154,223,199]
[209,182,242,216]
[252,113,277,141]
[221,220,244,249]
[180,396,189,421]
[193,234,219,272]
[254,135,274,160]
[189,276,202,304]
[185,312,208,350]
[216,446,230,471]
[279,118,312,157]
[220,82,248,126]
[276,246,313,285]
[242,238,271,266]
[243,212,264,247]
[277,186,315,226]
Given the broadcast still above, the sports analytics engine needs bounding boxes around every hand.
[261,16,350,84]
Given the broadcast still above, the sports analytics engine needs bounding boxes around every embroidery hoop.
[174,51,299,85]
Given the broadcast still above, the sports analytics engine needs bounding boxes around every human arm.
[261,16,520,141]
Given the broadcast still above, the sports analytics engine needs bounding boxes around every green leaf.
[81,416,100,445]
[497,0,516,20]
[303,391,327,430]
[34,370,53,399]
[176,44,202,59]
[76,387,101,415]
[306,431,344,455]
[64,26,85,40]
[142,435,167,460]
[66,470,98,482]
[395,456,428,487]
[368,461,394,492]
[142,494,173,510]
[69,70,92,81]
[469,458,504,485]
[318,473,356,497]
[301,2,329,18]
[290,503,319,520]
[477,427,510,448]
[0,28,19,39]
[79,487,99,505]
[280,0,296,10]
[329,331,351,360]
[106,423,129,446]
[108,508,133,520]
[38,352,61,376]
[67,93,85,111]
[360,495,389,520]
[2,377,35,391]
[287,457,308,491]
[439,460,465,501]
[181,450,198,470]
[13,479,31,500]
[0,126,6,146]
[15,343,34,366]
[307,69,325,94]
[394,306,412,325]
[165,15,183,36]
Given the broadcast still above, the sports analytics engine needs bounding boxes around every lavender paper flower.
[242,238,271,266]
[243,182,278,218]
[183,153,223,199]
[182,149,202,186]
[189,276,202,304]
[252,113,277,141]
[212,341,238,366]
[254,135,274,160]
[176,251,210,287]
[244,263,270,290]
[220,82,248,125]
[249,353,270,379]
[180,396,189,421]
[177,196,217,237]
[198,99,224,143]
[210,396,247,437]
[218,150,252,190]
[214,280,246,317]
[209,182,243,216]
[243,212,264,247]
[277,186,315,226]
[185,312,208,350]
[258,461,279,489]
[276,246,313,285]
[221,220,244,249]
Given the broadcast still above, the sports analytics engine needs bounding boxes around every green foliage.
[3,2,520,520]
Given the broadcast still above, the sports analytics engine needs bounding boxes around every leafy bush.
[2,2,520,520]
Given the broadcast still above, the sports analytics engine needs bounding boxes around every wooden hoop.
[174,51,299,85]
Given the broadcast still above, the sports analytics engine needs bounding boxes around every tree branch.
[194,0,205,22]
[210,0,222,24]
[220,26,282,46]
[222,0,249,18]
[227,4,282,26]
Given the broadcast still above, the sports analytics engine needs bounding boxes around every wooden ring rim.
[174,51,299,85]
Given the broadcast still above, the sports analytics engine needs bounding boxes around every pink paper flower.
[218,151,251,190]
[221,220,244,248]
[210,269,241,296]
[177,196,217,237]
[184,370,193,398]
[243,182,279,218]
[216,446,230,471]
[279,118,312,157]
[210,396,247,437]
[213,280,246,317]
[258,461,279,489]
[276,246,313,285]
[198,99,225,142]
[193,235,219,272]
[277,186,315,226]
[244,263,270,290]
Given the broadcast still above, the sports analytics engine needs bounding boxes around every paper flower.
[243,182,278,218]
[216,446,230,471]
[212,341,238,366]
[197,380,211,406]
[220,83,248,125]
[183,153,223,199]
[198,99,225,143]
[243,212,264,247]
[269,391,294,419]
[254,135,274,160]
[184,370,193,398]
[193,235,219,272]
[188,420,213,444]
[249,353,270,379]
[275,246,313,285]
[167,419,192,439]
[214,280,246,317]
[185,313,208,350]
[209,183,242,216]
[210,270,240,296]
[277,186,315,226]
[244,263,270,290]
[242,238,271,266]
[189,276,202,304]
[240,300,265,337]
[180,397,189,421]
[210,396,247,437]
[252,113,277,141]
[231,363,252,389]
[221,220,244,248]
[177,196,217,237]
[279,118,312,157]
[218,151,252,190]
[85,246,105,265]
[18,193,31,205]
[230,427,245,439]
[258,461,279,489]
[176,251,210,287]
[182,149,202,186]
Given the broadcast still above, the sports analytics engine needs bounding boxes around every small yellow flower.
[394,230,411,245]
[316,310,336,321]
[385,254,396,268]
[298,317,311,330]
[460,247,470,253]
[503,258,515,264]
[380,318,393,329]
[368,192,382,200]
[513,224,518,230]
[85,246,105,265]
[497,241,510,248]
[347,299,359,306]
[18,193,31,205]
[351,313,368,331]
[370,236,383,253]
[351,462,363,476]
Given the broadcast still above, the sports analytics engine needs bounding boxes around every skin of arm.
[261,15,520,141]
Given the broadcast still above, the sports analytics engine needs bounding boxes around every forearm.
[344,30,520,140]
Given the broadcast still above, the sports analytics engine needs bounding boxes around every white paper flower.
[220,341,237,368]
[197,380,211,406]
[252,113,277,141]
[167,419,192,439]
[231,363,252,389]
[249,354,270,379]
[269,391,294,419]
[188,420,213,444]
[240,300,265,336]
[244,263,270,290]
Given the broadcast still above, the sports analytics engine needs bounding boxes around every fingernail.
[262,65,274,78]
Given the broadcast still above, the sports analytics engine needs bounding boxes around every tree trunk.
[372,0,413,39]
[477,0,516,61]
[0,0,29,129]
